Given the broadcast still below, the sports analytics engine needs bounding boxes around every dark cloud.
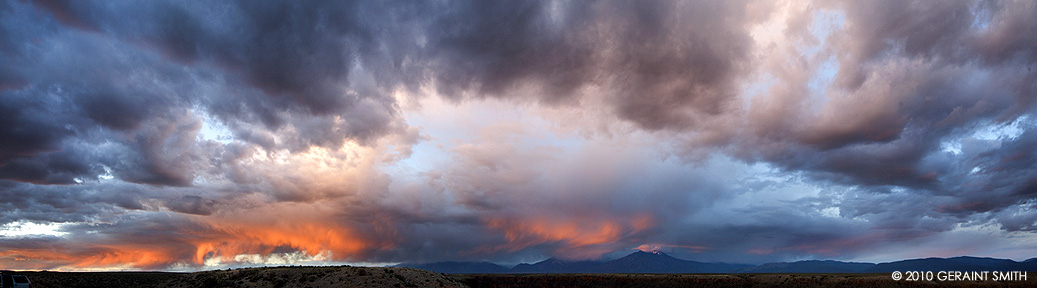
[29,0,404,150]
[947,127,1037,215]
[828,0,976,89]
[4,0,757,184]
[0,86,72,166]
[424,0,752,130]
[424,0,596,102]
[732,0,1037,233]
[0,0,411,186]
[971,0,1037,65]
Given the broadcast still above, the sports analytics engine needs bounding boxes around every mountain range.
[396,251,1037,274]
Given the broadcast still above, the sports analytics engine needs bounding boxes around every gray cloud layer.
[1,0,1035,270]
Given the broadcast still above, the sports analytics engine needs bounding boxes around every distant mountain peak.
[632,249,669,256]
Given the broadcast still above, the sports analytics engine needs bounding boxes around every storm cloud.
[2,0,1036,270]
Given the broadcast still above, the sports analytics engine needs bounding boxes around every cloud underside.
[1,0,1036,270]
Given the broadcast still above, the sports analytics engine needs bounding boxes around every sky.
[1,0,1037,271]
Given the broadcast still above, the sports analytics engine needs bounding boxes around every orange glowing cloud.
[0,218,389,271]
[1,245,186,271]
[185,201,399,266]
[191,222,379,265]
[478,213,656,260]
[0,199,399,271]
[71,249,181,270]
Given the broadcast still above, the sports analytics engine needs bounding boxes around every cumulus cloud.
[2,0,1036,270]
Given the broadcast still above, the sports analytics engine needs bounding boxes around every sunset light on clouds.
[2,0,1037,271]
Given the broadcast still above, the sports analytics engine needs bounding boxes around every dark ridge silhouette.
[511,258,601,273]
[397,251,748,274]
[394,261,508,274]
[395,251,1037,274]
[737,260,874,273]
[869,256,1018,273]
